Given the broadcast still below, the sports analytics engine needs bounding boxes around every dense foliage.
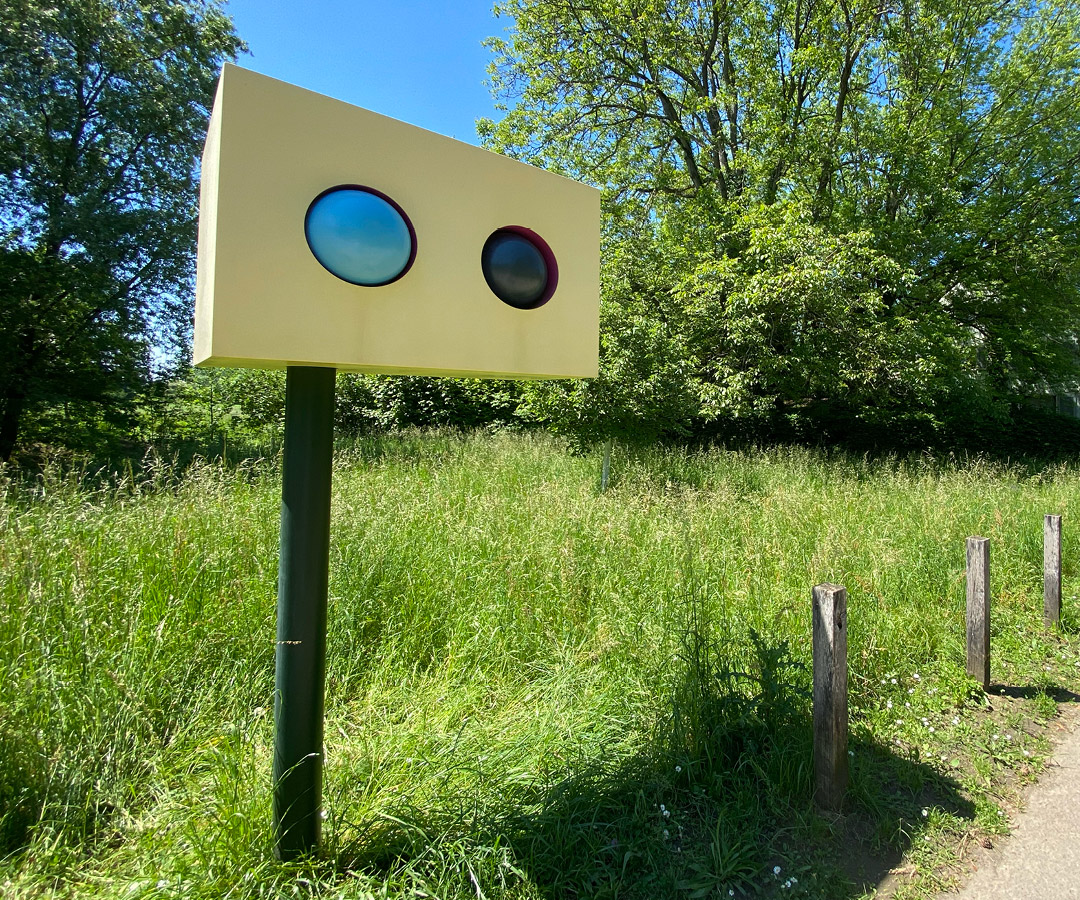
[4,1,1080,459]
[483,0,1080,446]
[0,0,242,459]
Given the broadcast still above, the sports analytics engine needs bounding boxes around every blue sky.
[223,0,509,145]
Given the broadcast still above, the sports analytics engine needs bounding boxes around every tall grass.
[1,432,1078,898]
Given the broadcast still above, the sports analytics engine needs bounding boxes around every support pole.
[813,583,848,812]
[966,537,990,691]
[274,366,336,860]
[1045,515,1062,628]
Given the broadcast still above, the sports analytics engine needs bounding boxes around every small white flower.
[663,809,670,818]
[774,866,782,875]
[659,804,666,811]
[895,737,902,745]
[921,808,929,817]
[905,702,911,708]
[1024,750,1031,757]
[791,878,798,885]
[729,891,735,897]
[784,880,792,889]
[913,673,921,681]
[929,726,935,733]
[848,750,854,757]
[675,765,682,773]
[891,678,897,684]
[896,719,904,725]
[953,717,960,725]
[908,688,915,695]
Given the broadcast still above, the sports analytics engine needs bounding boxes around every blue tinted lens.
[305,188,415,286]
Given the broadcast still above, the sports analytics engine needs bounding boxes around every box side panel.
[192,74,225,366]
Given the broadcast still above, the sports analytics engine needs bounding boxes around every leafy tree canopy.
[0,0,242,459]
[483,0,1080,446]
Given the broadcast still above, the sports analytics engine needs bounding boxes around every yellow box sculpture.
[195,64,600,378]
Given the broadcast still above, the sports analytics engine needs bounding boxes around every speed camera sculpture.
[194,64,600,860]
[195,64,599,377]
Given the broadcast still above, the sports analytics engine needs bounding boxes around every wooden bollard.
[1045,515,1062,627]
[966,537,990,690]
[813,583,848,811]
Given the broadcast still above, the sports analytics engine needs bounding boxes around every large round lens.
[305,186,416,286]
[481,229,556,309]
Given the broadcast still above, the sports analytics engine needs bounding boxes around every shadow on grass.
[335,633,976,899]
[995,684,1080,704]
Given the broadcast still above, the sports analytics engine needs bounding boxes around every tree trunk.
[0,388,26,462]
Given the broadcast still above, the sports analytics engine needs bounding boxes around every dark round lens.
[481,231,550,309]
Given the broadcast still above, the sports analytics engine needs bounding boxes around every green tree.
[484,0,1080,445]
[0,0,242,460]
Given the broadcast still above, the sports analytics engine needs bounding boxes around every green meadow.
[2,431,1079,899]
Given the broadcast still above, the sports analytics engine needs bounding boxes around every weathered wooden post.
[600,438,613,492]
[966,537,990,690]
[813,583,848,811]
[1044,515,1062,628]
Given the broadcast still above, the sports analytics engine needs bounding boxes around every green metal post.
[273,365,336,859]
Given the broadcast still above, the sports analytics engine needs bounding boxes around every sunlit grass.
[1,432,1078,898]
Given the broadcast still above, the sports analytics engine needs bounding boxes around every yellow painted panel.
[194,64,600,378]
